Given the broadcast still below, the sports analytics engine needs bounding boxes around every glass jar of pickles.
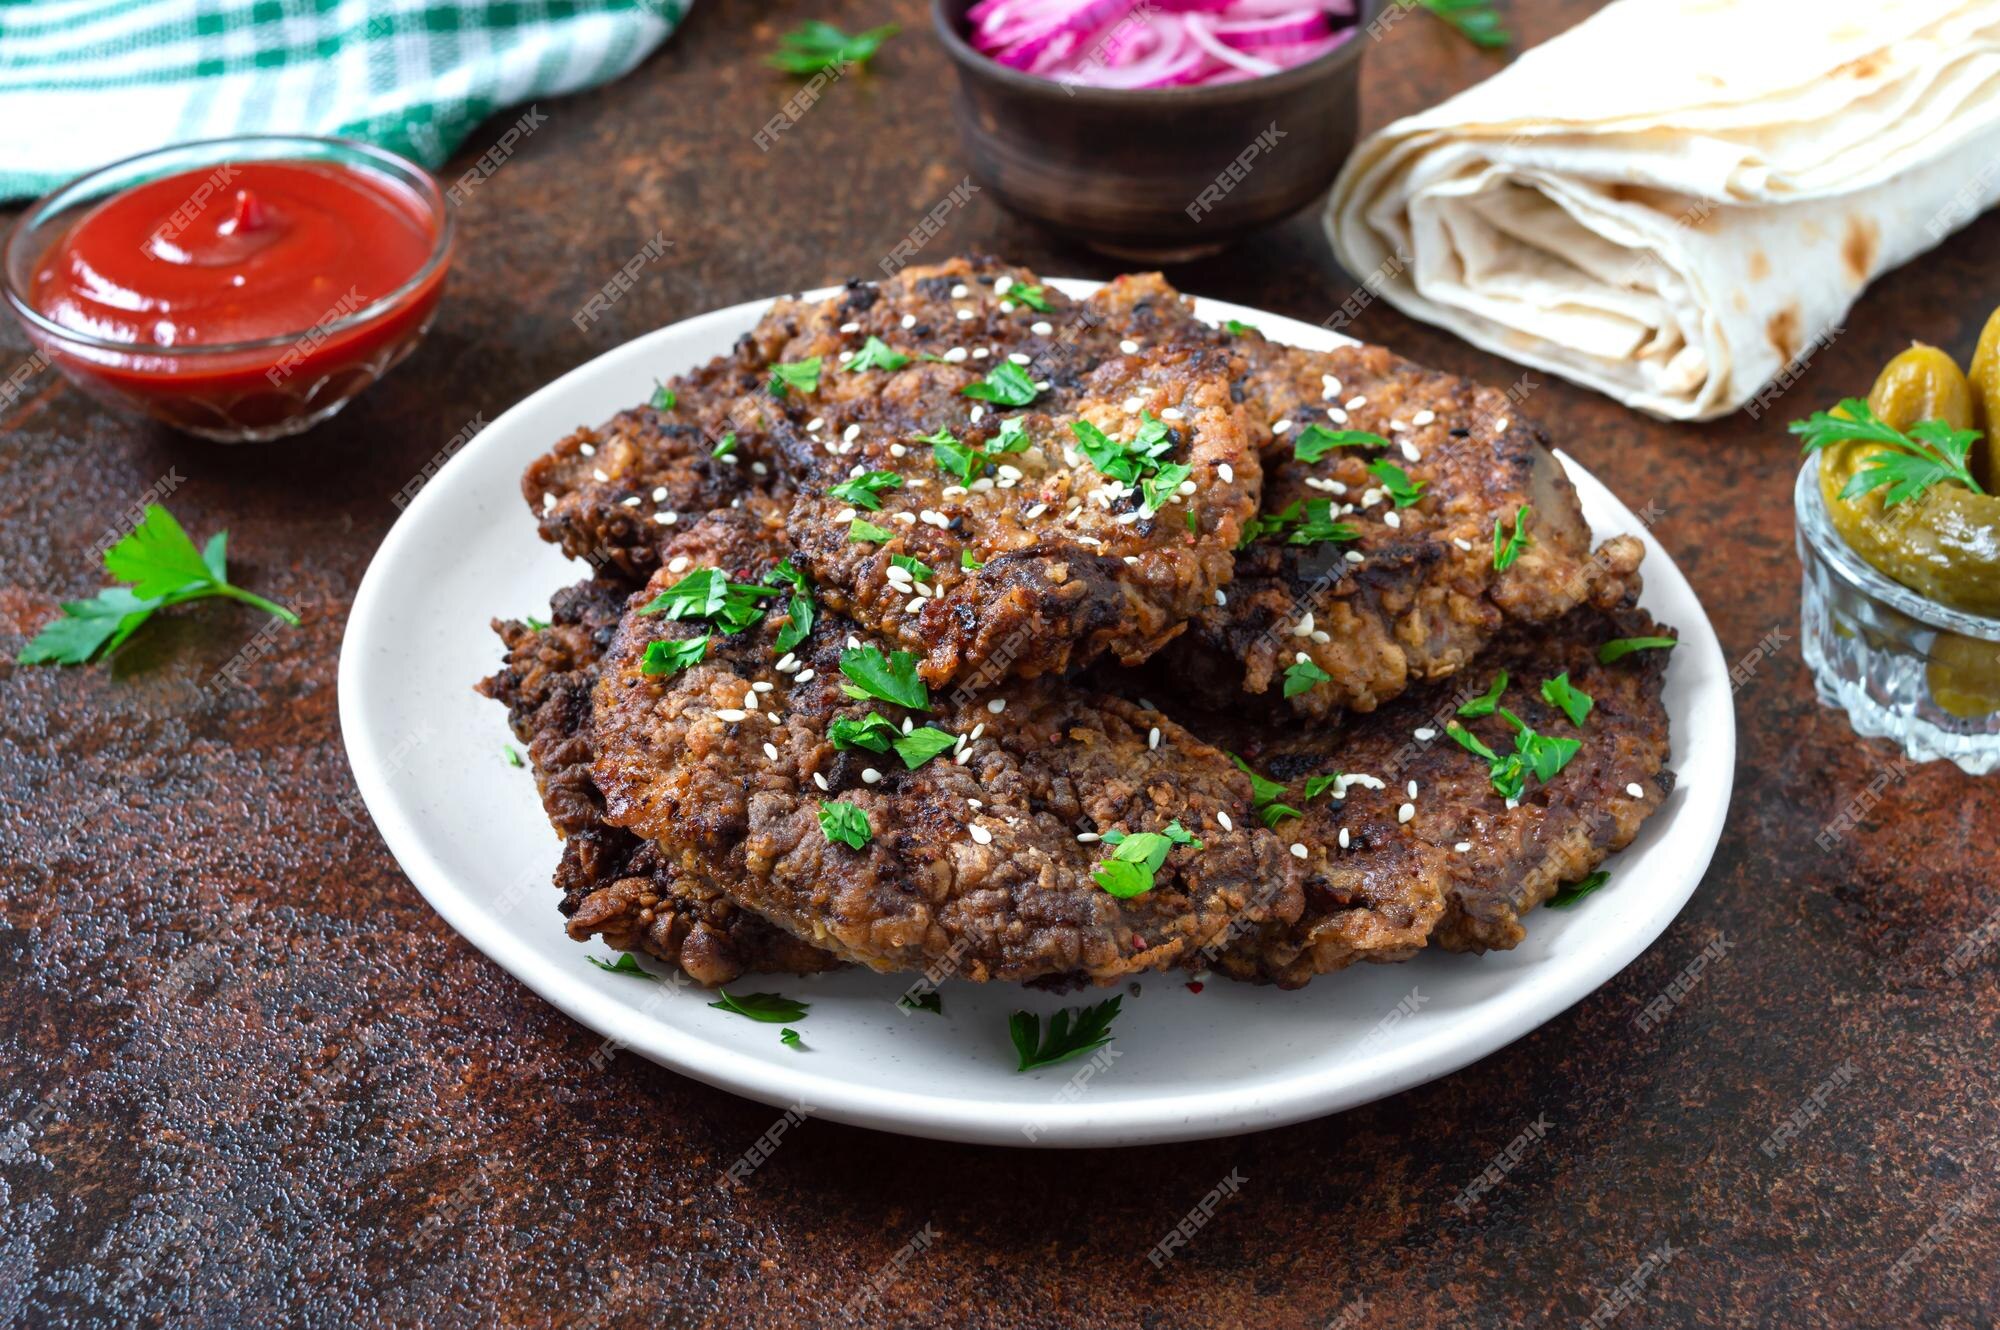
[1793,311,2000,775]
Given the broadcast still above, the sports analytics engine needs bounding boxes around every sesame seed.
[1407,780,1418,798]
[955,748,972,765]
[970,824,992,844]
[843,424,861,443]
[895,512,916,525]
[1119,339,1140,354]
[994,276,1014,294]
[1311,631,1331,644]
[955,308,974,321]
[1453,537,1473,552]
[1272,420,1292,434]
[838,350,854,362]
[795,669,815,683]
[839,321,861,334]
[542,492,556,510]
[1215,589,1227,606]
[998,301,1015,313]
[862,768,882,784]
[753,681,774,693]
[592,468,610,483]
[1627,783,1645,798]
[716,709,748,722]
[655,511,679,525]
[1219,462,1234,483]
[1338,828,1350,849]
[951,283,969,298]
[1327,407,1349,425]
[1398,803,1415,823]
[1077,832,1101,843]
[890,444,909,459]
[988,698,1006,714]
[1496,418,1511,432]
[1390,420,1407,433]
[1024,502,1048,519]
[651,486,669,502]
[1218,811,1234,831]
[1032,321,1053,336]
[969,405,985,423]
[1123,396,1145,413]
[763,742,779,760]
[1400,441,1421,463]
[1321,375,1342,399]
[668,555,690,573]
[1148,727,1161,750]
[813,772,829,791]
[1292,612,1315,637]
[969,798,983,809]
[1412,409,1436,427]
[1454,841,1472,852]
[807,417,824,431]
[1160,407,1185,421]
[1346,395,1368,411]
[1384,510,1402,529]
[621,496,640,508]
[1290,843,1308,859]
[776,653,799,672]
[901,314,916,328]
[1414,727,1436,741]
[835,507,858,523]
[1345,551,1365,564]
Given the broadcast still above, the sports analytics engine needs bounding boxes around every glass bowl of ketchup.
[3,135,452,443]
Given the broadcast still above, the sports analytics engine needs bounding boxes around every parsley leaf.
[709,990,811,1022]
[1011,283,1052,312]
[1367,459,1426,508]
[1549,870,1610,909]
[1445,722,1498,763]
[1790,398,1986,505]
[1230,753,1289,807]
[1141,462,1192,514]
[839,644,929,709]
[712,433,738,460]
[1598,636,1677,664]
[893,726,958,769]
[850,517,896,543]
[1541,672,1594,726]
[890,553,934,582]
[960,550,985,571]
[1258,802,1305,827]
[524,615,550,631]
[962,361,1039,406]
[642,634,710,677]
[1498,707,1582,785]
[780,1027,805,1048]
[503,744,523,768]
[1287,499,1359,546]
[766,20,898,75]
[1223,319,1258,336]
[1009,996,1120,1071]
[767,357,822,397]
[1417,0,1511,49]
[763,559,815,654]
[636,568,778,633]
[1294,425,1389,463]
[1092,821,1202,898]
[831,713,900,754]
[828,470,904,511]
[1458,670,1509,718]
[650,383,676,412]
[18,505,299,666]
[817,801,872,850]
[1492,505,1532,571]
[916,426,984,485]
[847,336,910,373]
[588,953,650,977]
[1283,656,1333,698]
[1302,773,1344,800]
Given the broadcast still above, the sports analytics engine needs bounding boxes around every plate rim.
[338,280,1736,1147]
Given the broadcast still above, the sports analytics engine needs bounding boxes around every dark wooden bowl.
[932,0,1376,261]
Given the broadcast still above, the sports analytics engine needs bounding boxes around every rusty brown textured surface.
[2,2,1997,1326]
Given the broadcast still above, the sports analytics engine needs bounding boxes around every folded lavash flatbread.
[1327,0,2000,421]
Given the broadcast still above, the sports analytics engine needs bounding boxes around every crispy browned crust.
[476,516,840,987]
[1170,601,1676,986]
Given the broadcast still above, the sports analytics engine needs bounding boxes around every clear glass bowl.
[1796,459,2000,774]
[1,135,452,443]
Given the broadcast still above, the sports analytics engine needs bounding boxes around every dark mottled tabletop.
[4,2,1996,1327]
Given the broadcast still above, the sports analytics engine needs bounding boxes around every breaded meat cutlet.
[764,263,1259,687]
[588,521,1323,988]
[1080,273,1646,716]
[477,522,840,986]
[1159,602,1675,987]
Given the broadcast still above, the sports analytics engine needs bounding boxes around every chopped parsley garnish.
[503,744,524,768]
[838,644,929,709]
[1417,0,1511,49]
[1549,870,1610,908]
[650,383,676,411]
[828,470,904,510]
[1790,398,1986,505]
[1367,459,1426,508]
[900,991,943,1015]
[1072,413,1184,509]
[767,356,822,397]
[1009,996,1120,1071]
[766,20,898,75]
[1446,721,1498,763]
[1283,657,1334,698]
[1492,505,1532,571]
[642,633,710,677]
[1599,636,1677,664]
[817,800,872,850]
[960,550,985,571]
[763,559,814,654]
[712,432,738,460]
[1293,425,1389,463]
[916,426,983,484]
[892,726,958,769]
[18,504,299,666]
[1258,801,1305,827]
[1223,319,1258,336]
[1541,672,1594,726]
[636,568,779,633]
[524,615,550,631]
[990,415,1032,453]
[1230,754,1311,827]
[1140,462,1192,514]
[1242,499,1359,547]
[890,553,934,582]
[1457,670,1509,717]
[1092,821,1202,898]
[1011,283,1052,312]
[709,989,811,1022]
[849,518,896,543]
[962,361,1040,406]
[780,1027,805,1049]
[1186,507,1199,535]
[1303,773,1344,800]
[1448,710,1579,802]
[1230,753,1289,806]
[847,336,911,373]
[587,953,649,977]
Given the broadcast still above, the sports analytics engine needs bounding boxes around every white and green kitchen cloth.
[0,0,688,200]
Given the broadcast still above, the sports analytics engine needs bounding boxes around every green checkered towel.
[0,0,688,201]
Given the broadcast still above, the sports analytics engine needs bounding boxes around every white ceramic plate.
[339,281,1734,1148]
